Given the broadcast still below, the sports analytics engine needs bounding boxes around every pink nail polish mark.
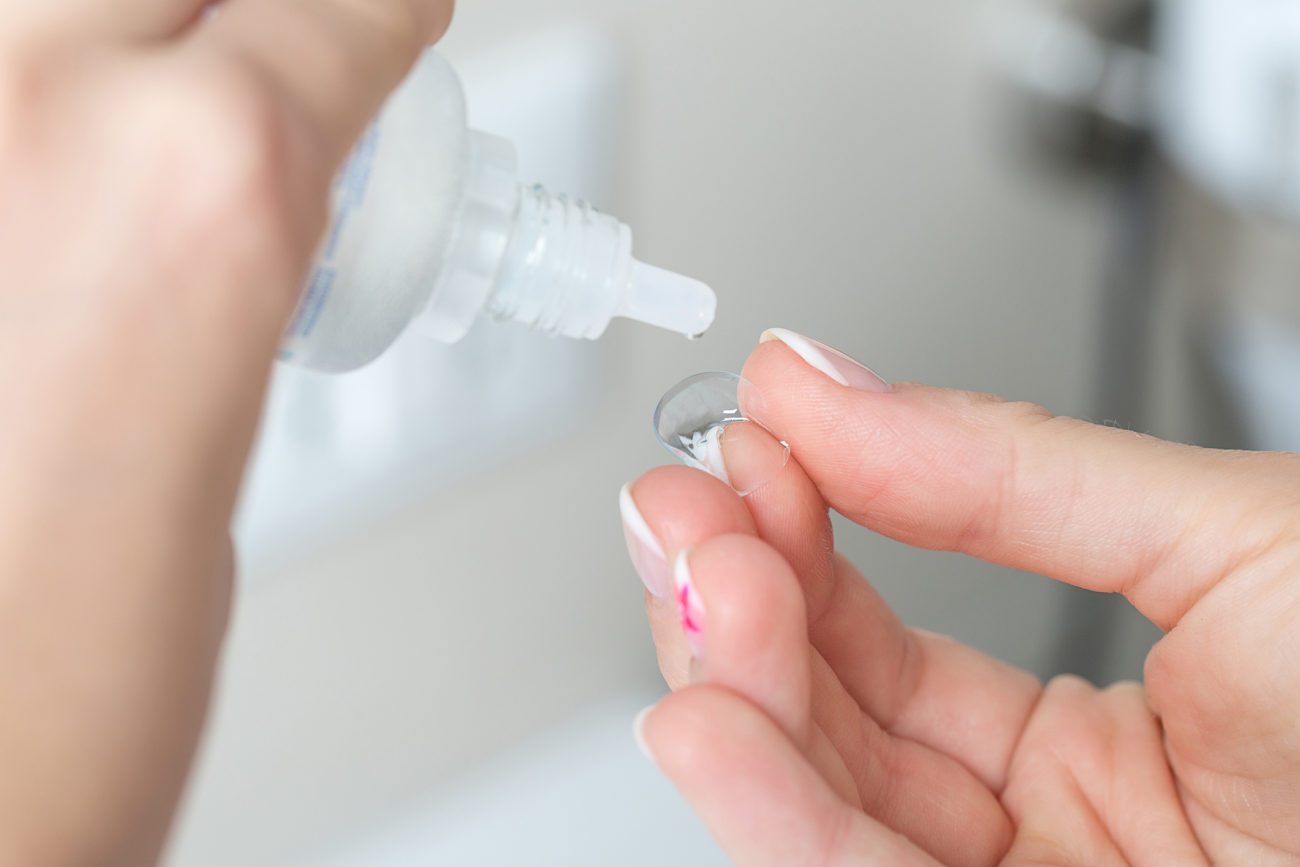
[674,551,705,656]
[678,583,703,638]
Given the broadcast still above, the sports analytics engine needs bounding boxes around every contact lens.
[653,372,789,496]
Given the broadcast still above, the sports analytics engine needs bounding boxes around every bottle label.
[282,123,382,354]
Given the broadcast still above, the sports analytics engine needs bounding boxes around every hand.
[0,3,451,864]
[622,330,1300,865]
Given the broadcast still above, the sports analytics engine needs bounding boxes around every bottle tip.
[618,260,718,339]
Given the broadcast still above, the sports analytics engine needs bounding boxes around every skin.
[0,1,452,864]
[1,2,1295,864]
[631,339,1300,866]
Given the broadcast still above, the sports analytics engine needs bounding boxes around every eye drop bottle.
[281,51,716,373]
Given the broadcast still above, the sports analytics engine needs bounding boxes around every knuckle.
[334,0,426,60]
[1043,673,1096,701]
[1102,680,1146,705]
[146,63,298,245]
[996,399,1058,428]
[107,57,314,327]
[649,689,724,768]
[955,402,1069,550]
[0,54,45,148]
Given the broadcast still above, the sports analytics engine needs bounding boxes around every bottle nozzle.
[618,261,717,339]
[457,165,718,343]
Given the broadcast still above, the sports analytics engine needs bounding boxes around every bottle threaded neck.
[486,184,633,340]
[418,131,715,344]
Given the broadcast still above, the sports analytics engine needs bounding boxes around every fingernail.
[717,421,790,497]
[619,484,671,598]
[674,550,705,657]
[654,372,790,497]
[760,328,890,392]
[633,705,656,761]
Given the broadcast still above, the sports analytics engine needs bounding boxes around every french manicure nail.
[633,705,656,761]
[674,550,705,657]
[760,328,890,393]
[619,484,671,598]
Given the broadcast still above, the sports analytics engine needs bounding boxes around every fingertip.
[637,690,689,775]
[633,463,730,498]
[633,703,657,762]
[642,686,756,778]
[739,339,855,451]
[717,420,790,497]
[750,329,890,393]
[741,336,805,395]
[690,534,806,638]
[625,469,757,686]
[627,465,756,553]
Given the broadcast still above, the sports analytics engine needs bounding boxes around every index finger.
[742,330,1300,631]
[202,0,454,163]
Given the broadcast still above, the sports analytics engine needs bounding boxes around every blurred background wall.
[164,0,1300,863]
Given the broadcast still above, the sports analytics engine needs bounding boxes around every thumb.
[742,329,1300,631]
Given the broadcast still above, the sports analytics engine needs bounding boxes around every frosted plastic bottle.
[281,51,716,372]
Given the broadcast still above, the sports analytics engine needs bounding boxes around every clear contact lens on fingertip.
[653,372,789,497]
